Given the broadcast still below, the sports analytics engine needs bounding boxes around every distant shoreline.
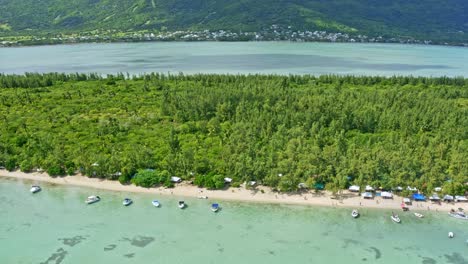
[1,169,464,213]
[1,39,467,49]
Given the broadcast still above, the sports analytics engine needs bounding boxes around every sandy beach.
[1,169,466,213]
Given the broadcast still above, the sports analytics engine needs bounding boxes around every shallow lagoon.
[0,178,466,264]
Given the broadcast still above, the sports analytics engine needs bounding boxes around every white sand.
[1,169,465,213]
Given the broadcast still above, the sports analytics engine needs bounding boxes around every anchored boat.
[122,198,133,206]
[351,210,359,218]
[30,185,41,194]
[85,195,100,204]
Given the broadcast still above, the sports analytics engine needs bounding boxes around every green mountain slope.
[0,0,467,42]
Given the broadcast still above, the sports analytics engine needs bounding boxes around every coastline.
[1,169,465,213]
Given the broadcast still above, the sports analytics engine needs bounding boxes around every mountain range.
[1,0,467,43]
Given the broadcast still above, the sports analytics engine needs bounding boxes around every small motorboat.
[85,195,100,204]
[351,209,359,218]
[448,209,468,220]
[198,196,208,199]
[178,201,186,209]
[123,198,133,206]
[414,213,424,218]
[30,185,41,194]
[211,203,220,212]
[448,232,454,238]
[152,200,160,207]
[391,212,401,223]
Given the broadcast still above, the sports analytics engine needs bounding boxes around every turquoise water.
[0,178,466,264]
[1,42,468,76]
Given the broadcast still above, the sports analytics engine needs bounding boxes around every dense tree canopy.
[0,73,467,195]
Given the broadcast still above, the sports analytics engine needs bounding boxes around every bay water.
[1,42,468,76]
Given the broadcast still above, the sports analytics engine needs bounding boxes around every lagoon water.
[0,178,466,264]
[1,42,468,76]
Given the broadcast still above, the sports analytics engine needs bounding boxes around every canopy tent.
[361,192,373,199]
[348,185,360,192]
[429,194,440,201]
[365,185,375,192]
[443,195,454,201]
[412,193,426,201]
[381,192,393,199]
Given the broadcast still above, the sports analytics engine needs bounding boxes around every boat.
[122,198,133,206]
[448,232,454,238]
[178,201,186,209]
[448,209,468,220]
[414,213,424,218]
[391,212,401,223]
[211,203,220,212]
[198,196,208,199]
[152,200,160,207]
[351,210,359,218]
[30,185,41,193]
[85,195,100,204]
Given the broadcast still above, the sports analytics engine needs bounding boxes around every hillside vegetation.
[0,73,467,195]
[0,0,467,43]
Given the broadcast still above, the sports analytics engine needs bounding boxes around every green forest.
[0,73,467,195]
[1,0,467,43]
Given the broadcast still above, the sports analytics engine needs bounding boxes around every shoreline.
[1,169,466,213]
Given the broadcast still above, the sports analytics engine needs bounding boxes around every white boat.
[198,196,208,199]
[448,209,468,220]
[414,213,424,218]
[122,198,133,206]
[351,210,359,218]
[30,185,41,193]
[152,200,160,207]
[391,212,401,223]
[448,232,454,238]
[178,201,186,209]
[85,195,100,204]
[455,196,468,202]
[211,203,220,212]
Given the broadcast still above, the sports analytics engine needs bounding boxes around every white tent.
[455,196,468,202]
[170,176,182,183]
[361,192,373,199]
[434,187,442,192]
[224,177,233,183]
[381,192,393,199]
[365,185,374,192]
[403,198,411,204]
[348,185,360,192]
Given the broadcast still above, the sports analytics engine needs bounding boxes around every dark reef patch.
[444,252,467,264]
[422,257,437,264]
[104,244,117,251]
[121,236,155,248]
[58,235,86,247]
[367,247,381,259]
[123,253,135,258]
[40,248,68,264]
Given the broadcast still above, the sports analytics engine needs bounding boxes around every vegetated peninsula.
[0,0,467,46]
[0,73,467,197]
